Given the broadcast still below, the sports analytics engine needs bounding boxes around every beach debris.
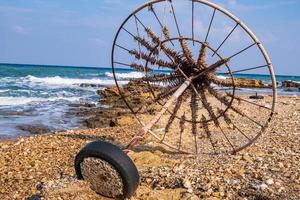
[249,92,264,100]
[74,0,278,199]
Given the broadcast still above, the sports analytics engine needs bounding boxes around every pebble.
[259,183,268,190]
[266,178,274,185]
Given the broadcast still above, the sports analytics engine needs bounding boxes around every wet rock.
[282,80,300,89]
[78,83,105,88]
[17,124,52,135]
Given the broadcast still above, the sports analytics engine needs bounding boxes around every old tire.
[75,140,139,199]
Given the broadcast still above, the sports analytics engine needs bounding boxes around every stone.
[266,178,274,185]
[259,183,268,190]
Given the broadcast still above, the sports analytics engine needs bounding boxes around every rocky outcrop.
[282,81,300,90]
[214,78,268,88]
[84,80,157,129]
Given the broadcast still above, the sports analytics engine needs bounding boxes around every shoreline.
[0,82,300,199]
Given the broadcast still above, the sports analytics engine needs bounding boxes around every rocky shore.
[0,81,299,200]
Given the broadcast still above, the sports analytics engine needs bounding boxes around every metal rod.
[205,8,216,42]
[150,6,175,46]
[217,123,236,153]
[226,64,269,74]
[192,0,195,45]
[122,27,136,38]
[134,14,147,30]
[231,122,251,141]
[226,93,272,111]
[115,44,131,52]
[170,1,181,36]
[212,23,239,57]
[113,61,131,67]
[228,42,256,60]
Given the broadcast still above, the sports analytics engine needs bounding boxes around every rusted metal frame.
[212,22,239,57]
[205,8,216,42]
[194,0,276,115]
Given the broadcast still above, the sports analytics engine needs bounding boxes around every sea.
[0,63,299,138]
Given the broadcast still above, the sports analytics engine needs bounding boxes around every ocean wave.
[24,75,127,87]
[217,75,228,80]
[0,96,80,106]
[105,72,145,79]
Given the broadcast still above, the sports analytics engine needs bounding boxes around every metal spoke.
[134,14,147,30]
[122,27,136,38]
[226,93,273,111]
[205,8,216,42]
[212,23,239,57]
[192,0,195,45]
[190,90,199,154]
[221,110,251,141]
[200,89,236,152]
[170,1,181,36]
[228,42,257,60]
[178,114,186,151]
[113,61,130,67]
[201,115,217,153]
[149,5,175,46]
[225,64,269,74]
[208,88,264,127]
[218,122,236,153]
[162,95,184,142]
[115,44,131,52]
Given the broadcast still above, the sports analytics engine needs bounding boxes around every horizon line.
[0,62,299,77]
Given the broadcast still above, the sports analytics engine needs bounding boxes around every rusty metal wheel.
[111,0,277,154]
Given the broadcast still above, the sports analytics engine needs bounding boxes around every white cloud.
[12,25,27,34]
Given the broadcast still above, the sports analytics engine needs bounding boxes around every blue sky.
[0,0,299,75]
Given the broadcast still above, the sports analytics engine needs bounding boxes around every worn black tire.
[75,140,139,199]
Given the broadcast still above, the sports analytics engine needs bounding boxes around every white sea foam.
[0,96,80,106]
[217,75,228,80]
[105,72,145,79]
[24,75,127,87]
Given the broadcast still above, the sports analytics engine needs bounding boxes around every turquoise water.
[0,63,299,138]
